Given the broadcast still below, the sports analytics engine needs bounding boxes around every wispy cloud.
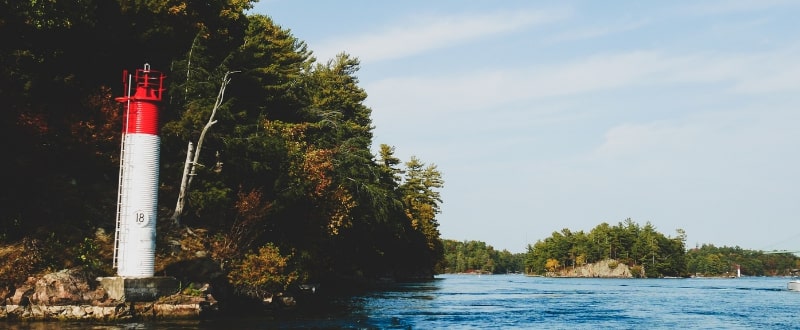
[591,120,706,162]
[546,19,649,43]
[312,8,570,63]
[367,45,800,120]
[366,51,665,116]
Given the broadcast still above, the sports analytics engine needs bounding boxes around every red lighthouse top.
[116,63,166,135]
[115,63,165,103]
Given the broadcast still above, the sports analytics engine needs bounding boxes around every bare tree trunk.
[169,71,239,226]
[170,142,194,226]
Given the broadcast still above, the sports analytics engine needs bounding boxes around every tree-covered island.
[525,218,687,277]
[438,219,799,279]
[522,218,799,278]
[1,0,445,316]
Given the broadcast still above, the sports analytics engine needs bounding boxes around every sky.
[251,0,800,253]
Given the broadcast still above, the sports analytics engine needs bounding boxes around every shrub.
[630,265,644,278]
[74,230,114,276]
[227,244,300,298]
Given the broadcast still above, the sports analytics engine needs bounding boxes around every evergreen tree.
[400,157,445,272]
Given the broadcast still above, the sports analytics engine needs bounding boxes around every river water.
[8,274,800,329]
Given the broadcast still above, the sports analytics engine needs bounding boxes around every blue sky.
[252,0,800,253]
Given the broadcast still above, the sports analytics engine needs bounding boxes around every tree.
[400,157,445,269]
[545,259,560,273]
[587,222,613,262]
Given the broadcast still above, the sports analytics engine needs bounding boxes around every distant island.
[440,218,799,278]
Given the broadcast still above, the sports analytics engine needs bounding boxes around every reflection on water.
[6,275,800,329]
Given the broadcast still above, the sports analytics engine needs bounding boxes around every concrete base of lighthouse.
[98,276,180,302]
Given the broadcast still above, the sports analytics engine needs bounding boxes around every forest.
[439,239,524,274]
[525,219,800,278]
[0,0,444,298]
[686,244,799,277]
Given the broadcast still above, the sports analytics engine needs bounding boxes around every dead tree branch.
[170,71,240,226]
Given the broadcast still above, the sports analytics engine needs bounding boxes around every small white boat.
[788,280,800,292]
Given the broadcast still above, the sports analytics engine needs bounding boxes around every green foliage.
[525,219,688,277]
[76,237,107,274]
[686,244,798,276]
[400,157,445,270]
[188,181,233,223]
[181,283,206,297]
[440,239,525,274]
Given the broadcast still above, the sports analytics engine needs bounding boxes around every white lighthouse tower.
[113,64,165,277]
[98,64,177,303]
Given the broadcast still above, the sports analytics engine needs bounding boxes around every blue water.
[9,274,800,329]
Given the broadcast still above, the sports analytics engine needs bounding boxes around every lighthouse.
[97,64,177,303]
[113,64,165,277]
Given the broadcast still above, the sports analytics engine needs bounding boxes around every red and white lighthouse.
[113,64,165,277]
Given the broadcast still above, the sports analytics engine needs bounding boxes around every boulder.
[23,269,107,305]
[560,259,635,278]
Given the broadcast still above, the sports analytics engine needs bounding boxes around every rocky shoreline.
[539,259,638,278]
[1,265,336,323]
[0,268,218,321]
[0,302,206,321]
